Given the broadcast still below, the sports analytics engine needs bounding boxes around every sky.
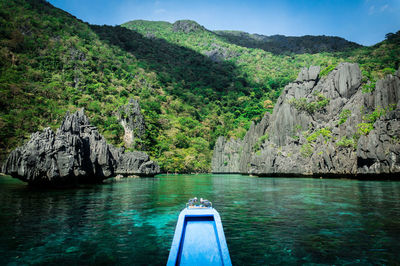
[47,0,400,46]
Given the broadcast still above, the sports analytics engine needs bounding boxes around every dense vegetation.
[214,30,361,54]
[0,0,399,173]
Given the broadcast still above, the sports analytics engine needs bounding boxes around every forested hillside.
[214,30,361,54]
[1,0,399,173]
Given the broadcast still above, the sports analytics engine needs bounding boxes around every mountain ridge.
[214,30,362,54]
[124,19,362,54]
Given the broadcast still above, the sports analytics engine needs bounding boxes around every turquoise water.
[1,174,400,265]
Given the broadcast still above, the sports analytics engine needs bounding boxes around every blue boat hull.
[167,208,232,265]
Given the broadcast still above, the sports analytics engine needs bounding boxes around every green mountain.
[1,0,399,173]
[214,30,362,54]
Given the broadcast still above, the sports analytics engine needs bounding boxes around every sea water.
[0,174,399,265]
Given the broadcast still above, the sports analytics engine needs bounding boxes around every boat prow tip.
[167,198,232,265]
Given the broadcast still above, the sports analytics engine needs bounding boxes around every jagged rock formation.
[212,63,400,178]
[357,109,400,174]
[117,98,145,148]
[1,109,159,186]
[211,137,242,173]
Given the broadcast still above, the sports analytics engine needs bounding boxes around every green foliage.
[336,136,356,149]
[294,124,302,131]
[288,98,311,112]
[101,116,124,144]
[385,31,400,43]
[320,64,337,77]
[391,136,400,144]
[300,128,332,158]
[253,133,269,152]
[300,143,313,158]
[306,128,332,143]
[214,31,360,55]
[361,81,376,93]
[300,127,332,158]
[338,109,351,125]
[354,106,393,137]
[356,123,374,136]
[314,93,330,110]
[364,107,386,124]
[259,133,269,143]
[288,93,330,114]
[382,67,396,75]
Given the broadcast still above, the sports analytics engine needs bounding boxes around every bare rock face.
[296,65,320,82]
[212,63,400,178]
[211,136,242,173]
[334,63,362,98]
[211,112,271,174]
[117,98,146,148]
[1,109,159,186]
[374,74,400,108]
[172,20,206,33]
[357,110,400,175]
[238,113,270,173]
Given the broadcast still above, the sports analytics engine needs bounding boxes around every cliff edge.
[212,63,400,178]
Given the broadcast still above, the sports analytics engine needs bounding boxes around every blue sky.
[48,0,400,46]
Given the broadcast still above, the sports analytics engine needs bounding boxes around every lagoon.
[0,174,399,265]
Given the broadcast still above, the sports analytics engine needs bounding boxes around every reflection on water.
[0,175,400,265]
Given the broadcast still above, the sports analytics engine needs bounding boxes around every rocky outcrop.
[172,20,206,33]
[117,98,145,148]
[357,109,400,175]
[238,112,270,173]
[212,63,400,178]
[1,109,159,186]
[211,136,242,173]
[296,65,320,82]
[211,112,271,173]
[203,43,239,62]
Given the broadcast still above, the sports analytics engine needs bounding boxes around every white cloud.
[368,3,390,15]
[380,4,389,11]
[369,5,376,14]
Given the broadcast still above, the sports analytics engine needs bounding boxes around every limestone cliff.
[1,109,160,186]
[212,63,400,178]
[117,98,146,148]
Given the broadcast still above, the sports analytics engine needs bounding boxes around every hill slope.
[214,30,362,54]
[1,1,399,173]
